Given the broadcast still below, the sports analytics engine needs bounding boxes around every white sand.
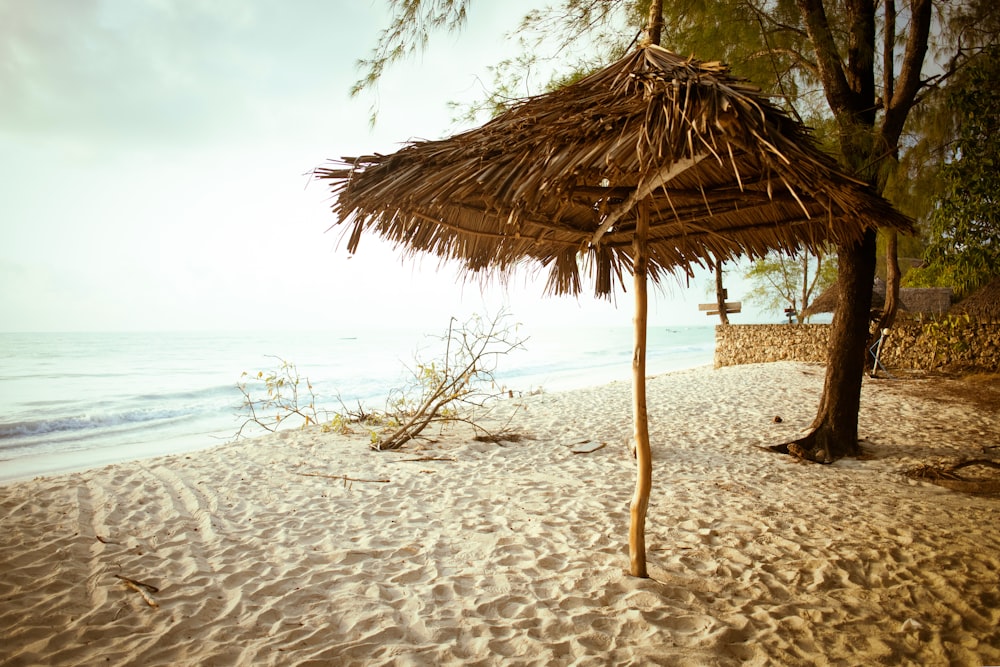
[1,362,998,666]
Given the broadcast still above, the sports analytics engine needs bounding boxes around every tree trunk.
[629,200,652,578]
[878,219,902,333]
[771,228,877,462]
[646,0,664,46]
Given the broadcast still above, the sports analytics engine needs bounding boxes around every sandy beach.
[1,361,998,666]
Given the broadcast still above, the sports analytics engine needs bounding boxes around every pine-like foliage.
[921,46,1000,297]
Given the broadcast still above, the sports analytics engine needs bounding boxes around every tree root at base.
[768,430,861,464]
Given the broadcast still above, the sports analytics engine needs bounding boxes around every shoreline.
[0,339,712,487]
[0,359,715,488]
[1,362,997,665]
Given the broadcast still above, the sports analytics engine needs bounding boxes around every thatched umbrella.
[951,277,1000,322]
[316,44,913,577]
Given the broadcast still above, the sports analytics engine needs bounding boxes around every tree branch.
[795,0,855,114]
[746,47,820,79]
[373,310,525,451]
[881,0,933,148]
[883,0,896,106]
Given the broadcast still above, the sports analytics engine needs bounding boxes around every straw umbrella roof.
[316,45,913,297]
[951,277,1000,322]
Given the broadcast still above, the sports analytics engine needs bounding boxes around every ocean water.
[0,325,715,482]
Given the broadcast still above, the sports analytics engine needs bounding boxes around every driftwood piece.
[571,441,607,454]
[950,459,1000,472]
[391,456,457,463]
[115,574,159,608]
[297,473,390,483]
[905,459,1000,495]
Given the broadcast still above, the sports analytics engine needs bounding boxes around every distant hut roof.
[901,287,952,315]
[951,277,1000,322]
[802,281,952,319]
[803,280,888,318]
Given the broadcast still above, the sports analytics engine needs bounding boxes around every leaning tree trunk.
[868,230,901,371]
[878,229,901,331]
[772,228,877,462]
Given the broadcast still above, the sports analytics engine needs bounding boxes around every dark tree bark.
[777,0,930,462]
[878,230,901,331]
[876,0,901,337]
[874,0,925,336]
[783,0,878,461]
[772,228,877,461]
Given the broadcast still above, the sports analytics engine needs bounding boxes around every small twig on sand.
[297,473,390,483]
[391,456,458,463]
[114,574,159,592]
[473,432,524,445]
[96,535,120,545]
[115,575,159,608]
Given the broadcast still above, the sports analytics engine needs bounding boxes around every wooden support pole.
[629,198,652,578]
[714,256,730,326]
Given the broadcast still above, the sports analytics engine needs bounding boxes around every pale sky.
[1,0,767,332]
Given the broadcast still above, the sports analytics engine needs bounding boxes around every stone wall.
[714,324,830,366]
[715,320,1000,371]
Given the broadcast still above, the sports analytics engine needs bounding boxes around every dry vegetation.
[894,369,1000,495]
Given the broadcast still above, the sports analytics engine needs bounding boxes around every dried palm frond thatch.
[803,280,954,319]
[951,277,1000,322]
[802,280,888,319]
[316,45,913,298]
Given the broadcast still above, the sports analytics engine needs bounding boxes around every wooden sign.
[699,301,742,316]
